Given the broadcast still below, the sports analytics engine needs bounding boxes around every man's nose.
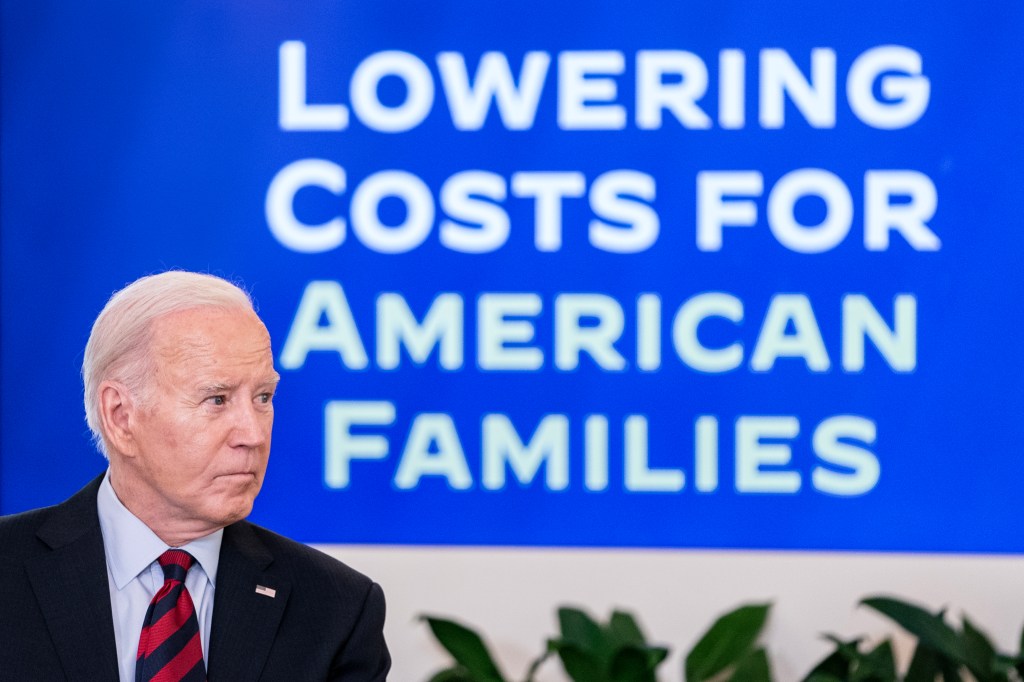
[230,401,269,448]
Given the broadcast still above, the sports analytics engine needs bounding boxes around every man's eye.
[257,393,273,404]
[208,395,226,406]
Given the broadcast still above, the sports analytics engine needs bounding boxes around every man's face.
[124,306,279,532]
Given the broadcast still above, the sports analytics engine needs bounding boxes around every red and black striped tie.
[136,549,207,682]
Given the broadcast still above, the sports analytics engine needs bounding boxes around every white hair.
[82,271,255,457]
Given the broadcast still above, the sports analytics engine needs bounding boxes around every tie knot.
[157,549,195,582]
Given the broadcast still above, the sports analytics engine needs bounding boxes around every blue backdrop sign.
[3,1,1022,552]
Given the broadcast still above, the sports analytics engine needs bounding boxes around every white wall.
[321,546,1024,681]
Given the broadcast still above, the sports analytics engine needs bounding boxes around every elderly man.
[0,271,390,681]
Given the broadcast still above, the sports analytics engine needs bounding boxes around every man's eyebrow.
[197,382,235,394]
[194,374,280,393]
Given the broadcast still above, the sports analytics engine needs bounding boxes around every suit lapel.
[26,475,120,682]
[207,521,291,681]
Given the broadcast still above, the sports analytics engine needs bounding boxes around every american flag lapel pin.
[255,584,277,598]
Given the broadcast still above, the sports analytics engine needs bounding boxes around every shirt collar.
[97,470,223,590]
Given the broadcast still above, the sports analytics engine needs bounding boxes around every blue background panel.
[3,1,1023,552]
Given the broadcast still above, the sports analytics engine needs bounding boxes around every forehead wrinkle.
[160,336,276,389]
[152,336,221,387]
[147,307,276,387]
[156,332,216,364]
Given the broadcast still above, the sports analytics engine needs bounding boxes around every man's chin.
[207,494,258,528]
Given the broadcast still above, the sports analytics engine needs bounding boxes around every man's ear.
[98,381,139,458]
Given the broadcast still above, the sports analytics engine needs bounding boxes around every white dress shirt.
[96,472,223,682]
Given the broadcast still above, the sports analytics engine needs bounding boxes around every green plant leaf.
[802,637,895,682]
[685,603,771,682]
[861,597,966,664]
[522,650,553,682]
[609,611,647,648]
[558,607,608,656]
[428,668,479,682]
[904,643,965,682]
[1018,620,1024,679]
[609,646,656,682]
[554,642,606,682]
[904,642,940,682]
[993,653,1024,682]
[647,646,670,669]
[730,647,773,682]
[802,647,852,682]
[854,640,896,682]
[421,616,507,682]
[828,635,866,661]
[961,616,999,682]
[802,634,867,681]
[938,658,964,682]
[995,653,1024,674]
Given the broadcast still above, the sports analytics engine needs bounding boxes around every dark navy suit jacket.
[0,475,390,681]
